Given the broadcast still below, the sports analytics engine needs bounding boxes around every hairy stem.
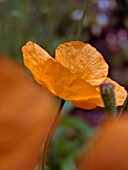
[118,95,128,118]
[76,0,90,39]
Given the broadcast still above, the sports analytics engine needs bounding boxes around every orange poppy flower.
[0,57,56,170]
[22,41,127,109]
[78,116,128,170]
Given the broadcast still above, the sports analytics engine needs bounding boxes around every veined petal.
[55,41,108,86]
[22,41,51,84]
[71,96,103,110]
[40,58,101,109]
[103,77,127,106]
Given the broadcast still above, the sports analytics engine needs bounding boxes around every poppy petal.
[0,57,56,170]
[22,41,51,84]
[71,96,103,110]
[55,41,108,86]
[40,58,101,109]
[78,118,128,170]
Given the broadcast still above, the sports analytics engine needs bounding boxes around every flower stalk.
[118,95,128,118]
[77,0,90,39]
[40,99,65,170]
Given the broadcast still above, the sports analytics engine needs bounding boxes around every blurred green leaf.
[47,116,92,170]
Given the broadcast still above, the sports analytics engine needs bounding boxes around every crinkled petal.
[22,41,51,84]
[103,77,127,106]
[40,58,101,109]
[55,41,108,86]
[71,96,102,110]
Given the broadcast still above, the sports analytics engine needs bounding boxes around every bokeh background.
[1,0,128,89]
[0,0,128,169]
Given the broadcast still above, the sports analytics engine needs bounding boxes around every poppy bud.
[100,82,117,116]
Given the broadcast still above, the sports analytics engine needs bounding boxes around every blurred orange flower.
[22,41,127,109]
[0,57,56,170]
[78,116,128,170]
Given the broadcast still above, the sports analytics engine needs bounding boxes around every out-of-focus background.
[0,0,128,170]
[1,0,128,90]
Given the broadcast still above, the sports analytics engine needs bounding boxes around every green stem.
[76,0,90,39]
[40,99,65,170]
[100,83,117,118]
[118,95,128,118]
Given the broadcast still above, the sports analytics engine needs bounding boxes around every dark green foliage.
[47,116,92,170]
